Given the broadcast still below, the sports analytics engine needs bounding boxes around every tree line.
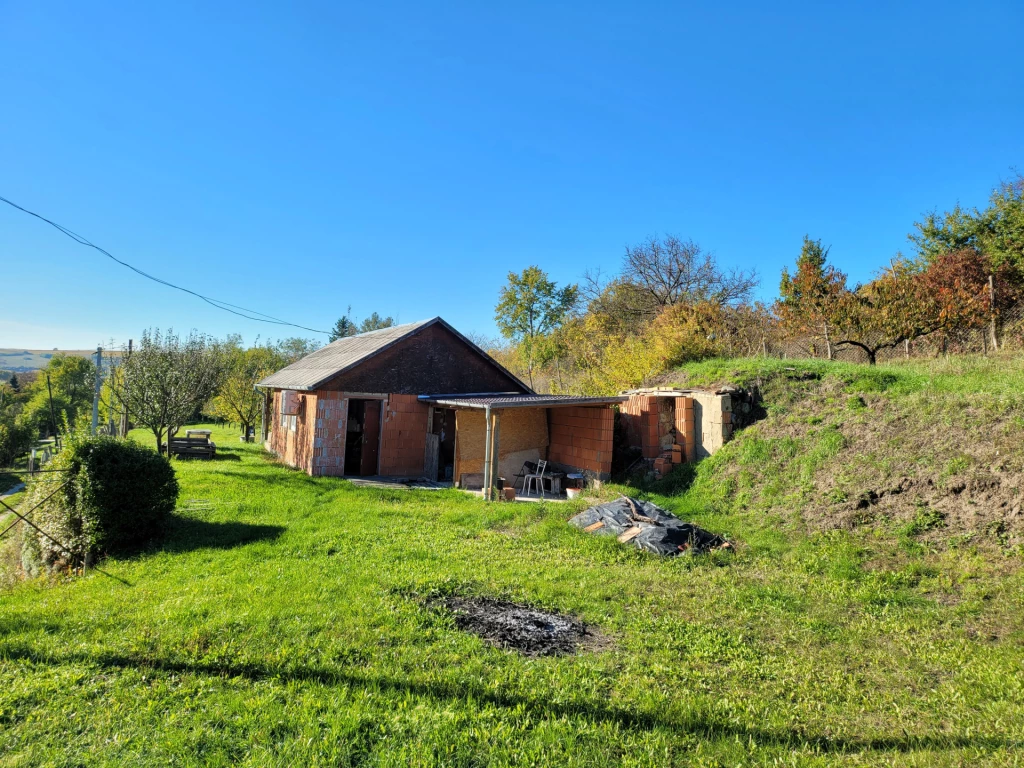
[2,174,1019,461]
[0,304,397,464]
[491,174,1024,392]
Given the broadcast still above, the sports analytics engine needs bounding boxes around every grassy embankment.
[1,355,1023,766]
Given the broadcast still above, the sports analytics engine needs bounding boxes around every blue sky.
[1,1,1022,350]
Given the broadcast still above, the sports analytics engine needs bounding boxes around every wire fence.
[767,299,1024,364]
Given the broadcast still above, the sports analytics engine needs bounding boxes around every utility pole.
[46,373,59,451]
[119,339,132,437]
[91,346,102,435]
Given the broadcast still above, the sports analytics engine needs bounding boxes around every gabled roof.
[256,317,531,393]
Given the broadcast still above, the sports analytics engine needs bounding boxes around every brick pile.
[548,406,614,477]
[380,394,429,476]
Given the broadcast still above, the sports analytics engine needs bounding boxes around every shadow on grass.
[171,452,242,462]
[0,643,1015,755]
[209,452,242,462]
[0,473,22,494]
[207,467,326,489]
[162,515,284,553]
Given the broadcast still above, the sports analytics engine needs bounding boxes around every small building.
[256,318,624,489]
[618,387,749,478]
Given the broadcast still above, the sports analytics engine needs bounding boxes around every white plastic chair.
[523,460,549,498]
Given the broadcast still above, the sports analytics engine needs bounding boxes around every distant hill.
[0,348,119,375]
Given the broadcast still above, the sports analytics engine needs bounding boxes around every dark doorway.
[345,399,382,476]
[430,407,456,481]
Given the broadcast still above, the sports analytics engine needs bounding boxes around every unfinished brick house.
[257,318,624,490]
[619,387,748,479]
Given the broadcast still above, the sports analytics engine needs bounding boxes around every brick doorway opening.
[345,399,382,476]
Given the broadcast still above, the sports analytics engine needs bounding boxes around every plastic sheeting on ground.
[569,496,731,556]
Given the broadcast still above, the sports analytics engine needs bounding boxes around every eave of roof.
[418,393,628,410]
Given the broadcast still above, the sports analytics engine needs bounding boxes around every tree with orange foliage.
[831,249,1001,364]
[778,237,848,359]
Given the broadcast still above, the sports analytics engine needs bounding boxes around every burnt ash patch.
[438,596,598,656]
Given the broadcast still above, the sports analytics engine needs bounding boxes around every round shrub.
[22,434,178,572]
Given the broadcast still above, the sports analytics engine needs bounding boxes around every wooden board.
[617,526,643,543]
[583,521,605,532]
[424,433,440,481]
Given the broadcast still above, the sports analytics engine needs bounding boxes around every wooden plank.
[617,526,643,543]
[583,521,605,532]
[424,433,440,481]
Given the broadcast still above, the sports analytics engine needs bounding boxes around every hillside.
[0,348,98,374]
[1,361,1022,765]
[661,354,1024,547]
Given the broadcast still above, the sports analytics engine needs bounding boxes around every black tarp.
[569,496,730,556]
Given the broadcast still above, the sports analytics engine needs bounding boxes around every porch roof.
[417,393,627,410]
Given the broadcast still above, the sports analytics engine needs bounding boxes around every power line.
[0,194,330,335]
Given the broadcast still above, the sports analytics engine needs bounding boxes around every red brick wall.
[311,391,348,476]
[268,389,317,474]
[379,394,429,477]
[547,406,614,477]
[620,395,661,459]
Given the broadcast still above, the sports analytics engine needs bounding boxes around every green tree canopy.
[910,174,1024,275]
[359,312,395,333]
[108,329,224,454]
[495,266,578,388]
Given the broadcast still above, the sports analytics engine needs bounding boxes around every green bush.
[0,418,34,466]
[22,434,178,572]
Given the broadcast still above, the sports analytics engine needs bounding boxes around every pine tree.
[329,306,358,342]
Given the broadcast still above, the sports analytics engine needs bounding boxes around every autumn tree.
[209,346,283,441]
[827,250,1002,364]
[778,237,847,359]
[495,266,578,389]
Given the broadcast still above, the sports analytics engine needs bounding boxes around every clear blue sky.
[2,1,1022,350]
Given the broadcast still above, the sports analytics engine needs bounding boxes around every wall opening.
[345,398,382,476]
[427,407,456,481]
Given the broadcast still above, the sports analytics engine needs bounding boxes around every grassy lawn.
[1,403,1023,764]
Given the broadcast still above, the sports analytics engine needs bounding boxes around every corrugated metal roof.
[418,393,627,409]
[256,317,531,393]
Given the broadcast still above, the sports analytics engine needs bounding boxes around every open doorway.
[344,398,382,476]
[425,407,456,481]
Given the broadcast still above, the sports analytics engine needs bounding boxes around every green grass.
[1,416,1023,766]
[671,352,1024,402]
